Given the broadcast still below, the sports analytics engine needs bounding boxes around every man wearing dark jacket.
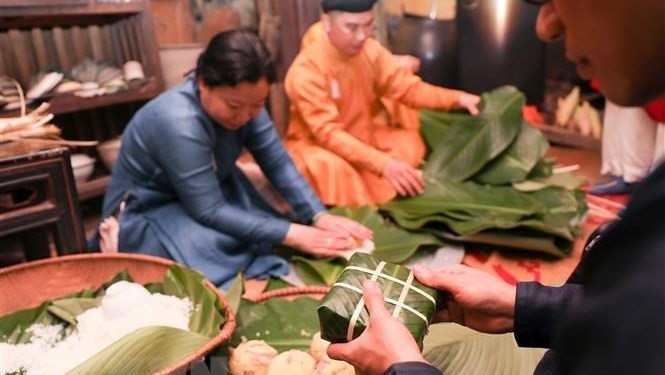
[326,0,665,374]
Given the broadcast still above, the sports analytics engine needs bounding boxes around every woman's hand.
[413,264,516,334]
[457,92,481,115]
[382,159,426,198]
[327,281,428,375]
[314,213,373,241]
[283,223,359,258]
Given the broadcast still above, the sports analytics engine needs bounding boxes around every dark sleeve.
[383,362,442,375]
[514,282,583,348]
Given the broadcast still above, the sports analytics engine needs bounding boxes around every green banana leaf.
[280,206,444,287]
[419,109,467,151]
[423,323,547,375]
[402,86,587,256]
[67,326,210,375]
[223,273,245,320]
[381,181,585,256]
[423,86,525,182]
[328,206,443,263]
[526,158,555,179]
[418,187,583,242]
[525,187,587,239]
[513,171,585,192]
[381,179,541,232]
[230,296,321,352]
[434,228,573,257]
[48,298,101,326]
[292,256,348,286]
[162,265,226,338]
[1,264,228,374]
[474,122,550,185]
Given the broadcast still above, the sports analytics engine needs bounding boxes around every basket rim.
[244,285,331,303]
[0,253,236,375]
[0,252,177,275]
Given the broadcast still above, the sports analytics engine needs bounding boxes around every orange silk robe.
[284,35,463,207]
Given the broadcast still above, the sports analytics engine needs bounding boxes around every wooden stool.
[0,143,87,262]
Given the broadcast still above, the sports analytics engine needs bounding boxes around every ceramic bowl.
[70,153,96,184]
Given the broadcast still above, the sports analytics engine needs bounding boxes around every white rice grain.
[1,284,192,375]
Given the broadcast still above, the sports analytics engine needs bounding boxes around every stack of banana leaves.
[380,86,588,258]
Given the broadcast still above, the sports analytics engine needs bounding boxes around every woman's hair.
[196,29,276,87]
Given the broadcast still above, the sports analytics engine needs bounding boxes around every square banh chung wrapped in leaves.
[317,253,439,345]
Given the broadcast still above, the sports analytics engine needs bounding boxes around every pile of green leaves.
[380,86,588,257]
[0,265,227,375]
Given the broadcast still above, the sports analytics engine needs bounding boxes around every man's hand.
[457,92,481,115]
[414,264,516,334]
[382,158,425,198]
[327,281,428,375]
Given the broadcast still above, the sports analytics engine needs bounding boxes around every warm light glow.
[494,0,509,47]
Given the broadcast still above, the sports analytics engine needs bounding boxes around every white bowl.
[96,136,122,172]
[70,153,96,184]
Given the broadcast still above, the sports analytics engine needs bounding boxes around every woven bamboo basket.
[0,253,236,375]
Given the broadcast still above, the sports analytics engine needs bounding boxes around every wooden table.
[0,143,87,261]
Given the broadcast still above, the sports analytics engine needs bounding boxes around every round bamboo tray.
[0,253,236,375]
[243,285,331,303]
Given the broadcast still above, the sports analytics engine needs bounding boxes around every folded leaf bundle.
[422,86,525,183]
[317,253,438,346]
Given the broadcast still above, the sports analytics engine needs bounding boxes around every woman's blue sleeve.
[245,109,326,223]
[148,107,291,244]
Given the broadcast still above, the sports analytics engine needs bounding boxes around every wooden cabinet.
[0,144,87,259]
[0,0,164,200]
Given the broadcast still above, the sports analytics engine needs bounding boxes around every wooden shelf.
[48,79,160,115]
[0,1,145,22]
[1,0,163,202]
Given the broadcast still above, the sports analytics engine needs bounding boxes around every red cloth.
[592,79,665,122]
[644,97,665,122]
[463,194,625,286]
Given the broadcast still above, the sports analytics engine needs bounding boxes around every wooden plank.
[96,23,111,63]
[30,28,49,68]
[274,0,319,80]
[41,28,59,72]
[52,26,72,71]
[121,16,140,61]
[70,26,87,64]
[77,24,92,63]
[104,25,124,67]
[8,30,34,85]
[88,24,104,61]
[149,0,197,45]
[0,32,19,82]
[115,20,132,62]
